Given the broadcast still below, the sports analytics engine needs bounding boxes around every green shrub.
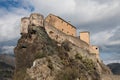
[82,58,95,72]
[35,52,46,59]
[75,53,83,60]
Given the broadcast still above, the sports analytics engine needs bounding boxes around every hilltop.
[14,13,113,80]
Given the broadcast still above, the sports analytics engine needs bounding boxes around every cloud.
[30,0,76,15]
[100,52,120,64]
[91,26,120,50]
[0,0,33,42]
[0,0,34,12]
[0,0,120,63]
[74,0,120,33]
[29,0,120,33]
[0,10,29,42]
[0,0,33,54]
[91,26,120,63]
[29,0,120,27]
[103,60,120,65]
[1,46,15,54]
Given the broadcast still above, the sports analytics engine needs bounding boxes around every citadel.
[20,13,99,58]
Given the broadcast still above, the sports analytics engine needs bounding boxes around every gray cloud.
[0,7,31,42]
[0,0,120,63]
[1,46,15,54]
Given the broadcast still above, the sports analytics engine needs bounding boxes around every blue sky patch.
[0,0,34,12]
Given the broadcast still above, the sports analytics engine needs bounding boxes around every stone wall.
[44,22,89,50]
[45,14,76,36]
[45,22,101,60]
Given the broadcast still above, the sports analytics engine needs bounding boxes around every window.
[62,29,64,31]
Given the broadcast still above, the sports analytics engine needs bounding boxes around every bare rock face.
[14,13,112,80]
[27,55,63,80]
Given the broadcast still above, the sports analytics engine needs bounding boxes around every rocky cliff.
[14,13,113,80]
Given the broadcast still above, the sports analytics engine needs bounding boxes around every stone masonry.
[45,14,76,36]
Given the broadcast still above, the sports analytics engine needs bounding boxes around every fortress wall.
[89,45,99,55]
[20,13,99,57]
[45,14,76,37]
[45,22,89,50]
[91,45,99,55]
[21,17,30,34]
[79,31,100,55]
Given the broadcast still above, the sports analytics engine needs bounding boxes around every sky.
[0,0,120,64]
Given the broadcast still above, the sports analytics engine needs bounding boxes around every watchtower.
[30,13,44,27]
[80,31,90,45]
[20,17,30,34]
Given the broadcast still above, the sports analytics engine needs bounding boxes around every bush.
[75,53,83,60]
[82,58,95,72]
[35,52,46,59]
[55,67,79,80]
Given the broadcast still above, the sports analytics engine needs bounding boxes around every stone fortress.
[20,13,99,58]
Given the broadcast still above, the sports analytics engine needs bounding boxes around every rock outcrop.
[14,13,112,80]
